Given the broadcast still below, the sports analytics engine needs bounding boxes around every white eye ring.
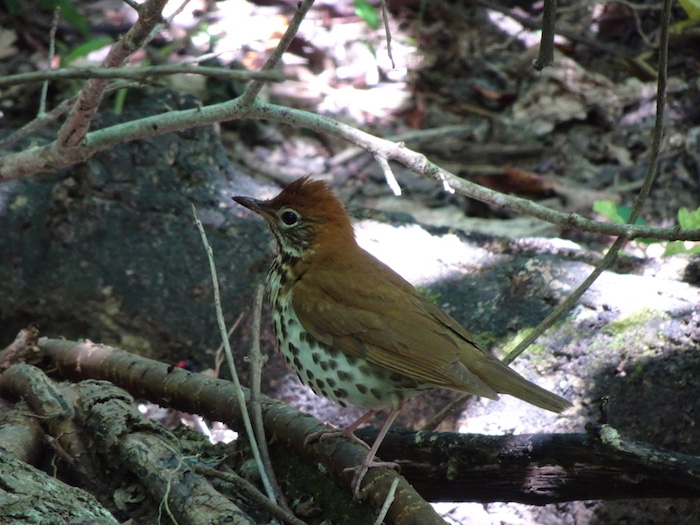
[279,209,300,227]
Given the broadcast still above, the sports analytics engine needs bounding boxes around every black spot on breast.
[293,357,302,370]
[358,365,371,376]
[326,378,336,388]
[312,353,321,364]
[356,384,368,394]
[315,379,326,391]
[337,370,353,382]
[333,388,348,399]
[299,332,308,343]
[288,343,300,357]
[320,343,338,358]
[338,400,347,408]
[319,361,329,371]
[280,323,288,339]
[370,388,382,400]
[306,369,315,381]
[328,359,338,370]
[346,354,357,365]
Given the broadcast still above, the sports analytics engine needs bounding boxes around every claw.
[306,427,371,449]
[346,460,400,497]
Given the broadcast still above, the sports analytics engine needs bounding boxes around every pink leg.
[305,409,378,449]
[346,407,402,497]
[305,407,403,497]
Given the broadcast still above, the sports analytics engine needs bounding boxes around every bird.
[232,176,571,495]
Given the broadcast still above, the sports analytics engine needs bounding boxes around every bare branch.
[533,0,558,70]
[39,7,61,116]
[0,65,286,89]
[56,0,169,148]
[239,0,316,105]
[1,100,698,241]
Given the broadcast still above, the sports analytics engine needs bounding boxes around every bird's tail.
[475,359,572,413]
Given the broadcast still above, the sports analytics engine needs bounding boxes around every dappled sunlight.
[354,219,494,287]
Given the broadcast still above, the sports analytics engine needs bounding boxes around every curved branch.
[2,100,696,242]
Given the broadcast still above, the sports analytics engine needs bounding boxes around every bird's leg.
[346,407,402,497]
[305,409,378,449]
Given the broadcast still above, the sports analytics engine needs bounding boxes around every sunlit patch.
[355,220,494,287]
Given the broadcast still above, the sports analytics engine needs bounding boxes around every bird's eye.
[280,209,300,226]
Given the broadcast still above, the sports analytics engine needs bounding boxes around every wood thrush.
[233,176,571,495]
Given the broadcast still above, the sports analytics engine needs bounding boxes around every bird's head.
[232,176,356,259]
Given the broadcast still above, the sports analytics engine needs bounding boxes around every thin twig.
[57,0,169,148]
[375,154,401,195]
[380,0,395,69]
[3,99,698,242]
[0,65,286,89]
[0,97,75,150]
[471,0,626,56]
[330,125,477,166]
[533,0,557,70]
[190,204,277,504]
[248,285,289,510]
[506,0,671,362]
[164,0,192,24]
[239,0,316,105]
[212,314,244,378]
[195,465,308,525]
[423,0,673,431]
[373,477,399,525]
[0,80,144,150]
[39,7,61,117]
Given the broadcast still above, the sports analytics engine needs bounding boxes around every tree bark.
[32,337,700,505]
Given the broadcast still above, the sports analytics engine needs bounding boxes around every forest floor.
[2,0,700,523]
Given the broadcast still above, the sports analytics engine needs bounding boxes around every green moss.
[600,308,669,358]
[490,326,558,368]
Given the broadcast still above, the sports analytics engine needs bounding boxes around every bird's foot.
[346,459,400,498]
[305,426,370,450]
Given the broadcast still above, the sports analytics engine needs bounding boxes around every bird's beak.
[232,196,268,217]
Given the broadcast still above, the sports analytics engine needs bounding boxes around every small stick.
[39,7,61,116]
[191,204,277,504]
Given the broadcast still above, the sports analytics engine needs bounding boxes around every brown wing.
[292,249,501,399]
[292,249,571,413]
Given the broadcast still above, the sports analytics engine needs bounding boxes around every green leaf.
[663,241,688,256]
[355,0,380,29]
[61,36,113,66]
[615,205,646,225]
[678,0,700,22]
[113,87,127,115]
[593,200,624,223]
[593,201,646,226]
[678,206,700,228]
